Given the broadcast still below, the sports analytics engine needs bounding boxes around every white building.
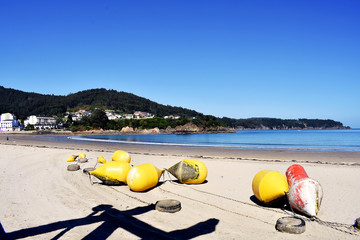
[24,115,57,130]
[124,114,134,119]
[133,111,154,119]
[65,110,92,121]
[164,115,181,119]
[0,113,21,131]
[105,111,123,120]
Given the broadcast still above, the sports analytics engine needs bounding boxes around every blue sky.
[1,1,359,127]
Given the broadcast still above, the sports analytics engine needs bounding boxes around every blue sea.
[74,129,360,152]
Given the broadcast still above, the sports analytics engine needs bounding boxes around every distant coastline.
[0,125,352,137]
[3,128,359,153]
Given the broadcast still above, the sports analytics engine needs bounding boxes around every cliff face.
[175,123,202,133]
[117,123,234,135]
[119,123,202,134]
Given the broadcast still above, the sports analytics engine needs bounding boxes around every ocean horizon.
[72,129,360,152]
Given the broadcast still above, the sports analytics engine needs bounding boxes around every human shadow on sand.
[4,204,219,240]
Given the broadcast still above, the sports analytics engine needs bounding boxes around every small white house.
[164,115,181,119]
[134,111,154,119]
[124,114,134,119]
[24,115,57,130]
[0,113,21,131]
[105,111,123,120]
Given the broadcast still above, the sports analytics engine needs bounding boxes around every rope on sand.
[161,172,360,236]
[283,193,360,236]
[109,186,151,205]
[310,217,360,236]
[87,169,360,235]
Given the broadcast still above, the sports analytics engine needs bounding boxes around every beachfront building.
[0,113,21,131]
[24,115,57,130]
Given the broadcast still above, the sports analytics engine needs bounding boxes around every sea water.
[76,129,360,152]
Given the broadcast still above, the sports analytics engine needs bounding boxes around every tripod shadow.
[4,204,219,240]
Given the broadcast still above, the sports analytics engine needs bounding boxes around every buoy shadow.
[251,194,314,218]
[4,204,220,239]
[166,179,209,185]
[127,181,167,193]
[250,195,288,209]
[95,182,128,186]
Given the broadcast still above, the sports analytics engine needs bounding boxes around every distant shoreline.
[1,131,360,165]
[0,126,353,137]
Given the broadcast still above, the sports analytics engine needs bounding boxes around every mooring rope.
[161,172,360,235]
[158,181,273,225]
[109,186,152,205]
[163,171,282,212]
[284,192,359,235]
[86,168,359,235]
[311,216,359,236]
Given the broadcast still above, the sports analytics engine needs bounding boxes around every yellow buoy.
[89,161,131,185]
[166,159,207,184]
[98,156,107,164]
[252,170,289,204]
[127,163,164,192]
[112,150,131,163]
[79,152,86,159]
[67,155,78,162]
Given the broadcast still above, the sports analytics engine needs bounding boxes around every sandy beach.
[0,133,360,239]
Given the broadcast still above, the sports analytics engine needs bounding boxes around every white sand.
[0,140,359,239]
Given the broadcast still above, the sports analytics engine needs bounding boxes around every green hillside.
[0,86,347,130]
[0,86,199,120]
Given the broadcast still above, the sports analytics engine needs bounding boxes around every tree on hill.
[91,109,108,129]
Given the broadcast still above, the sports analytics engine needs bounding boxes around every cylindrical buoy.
[252,170,289,204]
[285,164,323,217]
[166,159,207,184]
[98,156,107,164]
[79,152,86,159]
[285,164,309,186]
[112,150,131,163]
[127,163,164,192]
[89,161,131,185]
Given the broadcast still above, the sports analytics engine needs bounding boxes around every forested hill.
[0,86,199,119]
[0,86,348,130]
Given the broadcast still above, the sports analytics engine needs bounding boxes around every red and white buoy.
[286,164,323,217]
